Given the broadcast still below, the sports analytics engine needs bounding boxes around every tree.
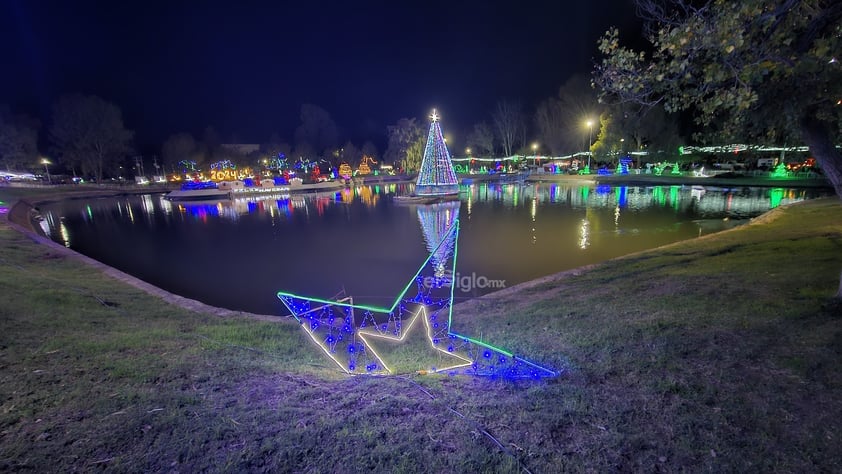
[50,95,133,182]
[533,98,566,156]
[261,133,291,168]
[361,141,378,161]
[0,105,39,171]
[339,141,362,166]
[466,122,495,156]
[491,99,525,157]
[595,104,684,166]
[162,133,196,170]
[384,118,425,173]
[294,104,338,158]
[594,0,842,199]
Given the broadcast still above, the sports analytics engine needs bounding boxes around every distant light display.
[415,110,460,196]
[277,218,557,380]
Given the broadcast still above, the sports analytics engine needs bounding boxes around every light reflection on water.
[38,182,829,314]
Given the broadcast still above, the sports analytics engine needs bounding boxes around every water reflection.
[36,182,830,314]
[417,201,460,277]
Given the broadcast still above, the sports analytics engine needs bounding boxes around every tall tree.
[49,94,133,182]
[491,99,525,157]
[339,141,362,166]
[466,122,495,156]
[384,118,424,173]
[533,98,566,156]
[596,104,684,166]
[161,133,196,169]
[294,104,338,158]
[594,0,842,199]
[558,74,604,154]
[361,141,378,161]
[0,105,39,171]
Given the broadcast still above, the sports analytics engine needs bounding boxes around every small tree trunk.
[801,115,842,202]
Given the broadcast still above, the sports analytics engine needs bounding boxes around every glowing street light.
[40,158,51,184]
[532,142,538,166]
[586,120,594,171]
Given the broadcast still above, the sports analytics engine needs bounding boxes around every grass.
[1,186,841,472]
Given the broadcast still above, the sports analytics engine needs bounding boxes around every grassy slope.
[1,187,841,472]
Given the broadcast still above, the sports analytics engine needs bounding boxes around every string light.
[415,110,460,196]
[277,218,557,380]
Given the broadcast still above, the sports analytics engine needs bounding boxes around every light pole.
[532,143,538,167]
[586,120,594,171]
[41,158,51,184]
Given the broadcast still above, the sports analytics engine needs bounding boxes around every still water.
[38,182,828,315]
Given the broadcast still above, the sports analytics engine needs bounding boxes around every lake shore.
[1,184,841,472]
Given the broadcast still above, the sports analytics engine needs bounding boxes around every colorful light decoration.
[338,163,352,178]
[415,109,460,196]
[357,155,377,175]
[277,217,557,380]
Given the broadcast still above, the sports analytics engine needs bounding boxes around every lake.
[37,182,828,315]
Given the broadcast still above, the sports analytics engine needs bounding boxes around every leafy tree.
[492,99,525,157]
[594,0,842,199]
[49,94,133,182]
[261,133,292,167]
[294,104,338,158]
[590,114,622,163]
[339,141,362,166]
[384,118,424,173]
[161,133,196,170]
[361,141,378,161]
[597,104,684,166]
[466,122,495,156]
[0,105,39,171]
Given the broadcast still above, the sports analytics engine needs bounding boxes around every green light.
[670,186,679,211]
[770,188,784,208]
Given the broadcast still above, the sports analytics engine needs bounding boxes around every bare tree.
[533,98,566,156]
[492,99,525,157]
[50,94,133,183]
[466,122,495,156]
[162,133,196,169]
[0,105,39,171]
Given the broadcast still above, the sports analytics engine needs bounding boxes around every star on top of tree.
[430,109,439,122]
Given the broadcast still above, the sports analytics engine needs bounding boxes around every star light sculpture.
[277,218,557,380]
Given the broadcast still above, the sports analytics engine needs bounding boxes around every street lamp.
[532,143,538,166]
[41,158,51,184]
[586,120,594,171]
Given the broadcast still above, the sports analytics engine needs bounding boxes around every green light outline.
[276,216,559,378]
[277,219,460,315]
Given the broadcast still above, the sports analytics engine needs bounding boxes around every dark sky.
[0,0,644,151]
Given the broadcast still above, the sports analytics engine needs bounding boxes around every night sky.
[1,0,644,150]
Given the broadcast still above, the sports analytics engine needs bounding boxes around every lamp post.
[41,158,51,184]
[586,120,594,171]
[532,143,538,167]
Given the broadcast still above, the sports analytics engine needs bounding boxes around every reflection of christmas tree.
[416,110,459,196]
[417,201,460,277]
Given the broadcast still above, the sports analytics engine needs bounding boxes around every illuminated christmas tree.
[415,110,459,196]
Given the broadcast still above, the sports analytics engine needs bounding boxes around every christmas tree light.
[415,110,460,196]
